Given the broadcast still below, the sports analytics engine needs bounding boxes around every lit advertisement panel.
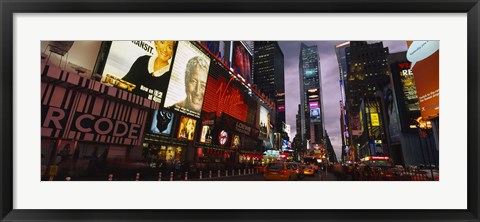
[150,110,174,135]
[383,85,401,144]
[258,105,271,140]
[406,41,439,120]
[199,125,213,144]
[199,112,215,144]
[177,116,197,141]
[200,41,228,63]
[202,62,249,122]
[41,83,147,146]
[102,41,177,104]
[232,41,252,84]
[309,101,320,119]
[164,41,211,118]
[390,61,422,132]
[350,112,362,136]
[231,134,241,149]
[304,69,317,78]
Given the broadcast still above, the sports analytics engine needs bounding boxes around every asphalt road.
[198,171,338,181]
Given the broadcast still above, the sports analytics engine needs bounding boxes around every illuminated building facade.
[387,51,439,166]
[40,41,273,180]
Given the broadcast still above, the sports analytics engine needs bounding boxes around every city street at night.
[41,40,439,182]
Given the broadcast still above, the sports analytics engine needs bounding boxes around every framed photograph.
[1,0,479,222]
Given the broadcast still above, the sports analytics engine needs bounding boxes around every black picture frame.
[1,0,479,221]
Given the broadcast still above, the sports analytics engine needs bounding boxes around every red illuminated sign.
[218,130,228,146]
[202,69,248,121]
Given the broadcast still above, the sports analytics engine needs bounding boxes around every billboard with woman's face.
[178,116,197,141]
[101,41,177,105]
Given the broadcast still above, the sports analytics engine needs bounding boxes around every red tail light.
[281,169,287,175]
[264,168,269,173]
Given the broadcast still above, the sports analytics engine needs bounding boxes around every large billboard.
[406,41,439,120]
[383,85,401,144]
[164,41,211,118]
[202,62,251,122]
[309,101,321,119]
[149,110,174,135]
[232,41,252,85]
[101,41,177,104]
[390,60,422,132]
[258,105,271,140]
[41,82,147,146]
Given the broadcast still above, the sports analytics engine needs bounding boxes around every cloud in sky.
[278,41,407,161]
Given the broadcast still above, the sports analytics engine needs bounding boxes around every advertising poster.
[258,105,271,140]
[177,116,197,141]
[383,85,402,144]
[150,110,174,135]
[309,101,320,119]
[350,112,362,136]
[231,134,241,149]
[390,61,422,132]
[199,125,213,144]
[406,41,439,120]
[165,146,182,161]
[102,41,177,104]
[232,41,252,84]
[164,41,211,118]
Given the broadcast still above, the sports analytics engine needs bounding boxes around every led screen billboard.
[406,41,439,120]
[383,85,402,144]
[309,101,320,119]
[164,41,211,118]
[202,62,250,122]
[258,105,271,140]
[101,41,177,104]
[149,110,174,135]
[390,60,422,132]
[177,116,197,141]
[232,41,252,84]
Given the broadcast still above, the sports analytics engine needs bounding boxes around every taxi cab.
[303,165,316,176]
[263,162,298,181]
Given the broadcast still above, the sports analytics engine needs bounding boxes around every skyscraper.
[254,41,286,135]
[341,41,391,161]
[335,41,350,161]
[299,43,325,149]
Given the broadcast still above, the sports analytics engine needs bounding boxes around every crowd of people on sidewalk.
[329,163,439,181]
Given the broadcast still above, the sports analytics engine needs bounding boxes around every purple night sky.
[278,41,408,160]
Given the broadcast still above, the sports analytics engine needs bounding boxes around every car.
[263,162,298,181]
[290,162,305,180]
[303,165,316,176]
